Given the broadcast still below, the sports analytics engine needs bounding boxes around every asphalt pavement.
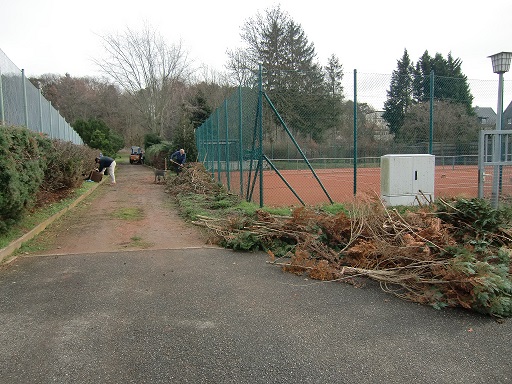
[0,247,510,383]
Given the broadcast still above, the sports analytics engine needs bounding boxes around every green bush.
[0,126,99,234]
[39,140,98,192]
[143,133,162,150]
[436,197,512,243]
[0,127,46,233]
[73,118,124,156]
[145,141,174,169]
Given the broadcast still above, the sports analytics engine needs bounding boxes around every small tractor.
[129,146,144,164]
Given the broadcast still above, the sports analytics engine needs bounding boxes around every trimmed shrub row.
[0,126,98,234]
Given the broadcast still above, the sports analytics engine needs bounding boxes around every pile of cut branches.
[171,164,512,317]
[166,162,224,196]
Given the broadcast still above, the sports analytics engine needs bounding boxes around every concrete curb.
[0,179,104,264]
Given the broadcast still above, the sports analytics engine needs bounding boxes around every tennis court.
[249,164,508,206]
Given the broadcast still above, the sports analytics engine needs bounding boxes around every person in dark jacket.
[170,149,186,174]
[95,156,117,184]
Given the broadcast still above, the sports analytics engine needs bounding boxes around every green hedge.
[0,126,99,234]
[0,127,45,233]
[39,140,98,192]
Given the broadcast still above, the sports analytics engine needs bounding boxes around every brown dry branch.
[200,201,497,311]
[179,163,512,316]
[166,163,223,196]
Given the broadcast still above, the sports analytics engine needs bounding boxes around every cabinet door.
[412,156,435,193]
[381,156,413,195]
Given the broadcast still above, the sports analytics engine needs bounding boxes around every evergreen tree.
[324,54,344,138]
[412,51,474,113]
[232,5,332,141]
[385,49,475,142]
[382,49,414,137]
[143,133,162,150]
[324,54,344,100]
[444,53,474,114]
[73,118,124,156]
[412,51,433,102]
[189,90,213,129]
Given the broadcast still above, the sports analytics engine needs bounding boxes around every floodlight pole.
[492,71,504,208]
[489,52,512,208]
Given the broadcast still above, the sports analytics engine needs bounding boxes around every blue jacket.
[171,151,186,165]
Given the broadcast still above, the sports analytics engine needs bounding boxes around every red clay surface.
[227,165,511,206]
[21,163,209,256]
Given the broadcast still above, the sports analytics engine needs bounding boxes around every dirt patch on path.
[23,162,210,256]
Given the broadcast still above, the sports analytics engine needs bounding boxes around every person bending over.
[95,156,117,185]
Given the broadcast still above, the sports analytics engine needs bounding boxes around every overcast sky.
[2,0,512,108]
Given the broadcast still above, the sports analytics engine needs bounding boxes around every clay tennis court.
[222,165,512,206]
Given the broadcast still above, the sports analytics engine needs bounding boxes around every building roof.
[475,106,496,119]
[475,106,496,125]
[504,100,512,116]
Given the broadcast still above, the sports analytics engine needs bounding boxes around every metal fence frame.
[196,67,333,207]
[197,66,507,207]
[478,129,512,206]
[0,49,83,144]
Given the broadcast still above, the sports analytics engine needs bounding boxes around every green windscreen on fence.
[196,86,261,202]
[197,65,512,207]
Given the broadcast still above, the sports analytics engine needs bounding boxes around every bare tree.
[32,74,123,135]
[225,48,256,87]
[400,100,480,145]
[94,24,192,137]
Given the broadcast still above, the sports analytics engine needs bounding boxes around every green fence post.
[225,99,230,191]
[216,109,221,182]
[258,64,264,208]
[49,102,53,138]
[238,86,244,197]
[200,124,205,163]
[353,69,357,196]
[208,119,213,177]
[429,70,434,154]
[195,125,200,162]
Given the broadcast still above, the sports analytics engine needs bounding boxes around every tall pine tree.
[232,5,332,141]
[382,49,414,137]
[412,51,473,113]
[324,54,344,138]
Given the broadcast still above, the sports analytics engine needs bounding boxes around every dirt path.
[24,162,210,256]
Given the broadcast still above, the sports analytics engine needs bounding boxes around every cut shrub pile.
[169,163,512,318]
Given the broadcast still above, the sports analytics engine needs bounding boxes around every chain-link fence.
[0,49,83,144]
[196,87,263,203]
[198,67,511,207]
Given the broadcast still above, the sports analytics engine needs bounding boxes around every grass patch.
[111,207,144,220]
[15,240,50,256]
[0,182,97,250]
[114,153,132,165]
[127,235,153,249]
[231,201,293,216]
[177,194,214,220]
[177,193,294,222]
[319,202,348,215]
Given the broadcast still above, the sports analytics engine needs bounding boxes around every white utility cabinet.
[380,154,435,206]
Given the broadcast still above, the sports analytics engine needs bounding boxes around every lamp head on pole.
[488,52,512,74]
